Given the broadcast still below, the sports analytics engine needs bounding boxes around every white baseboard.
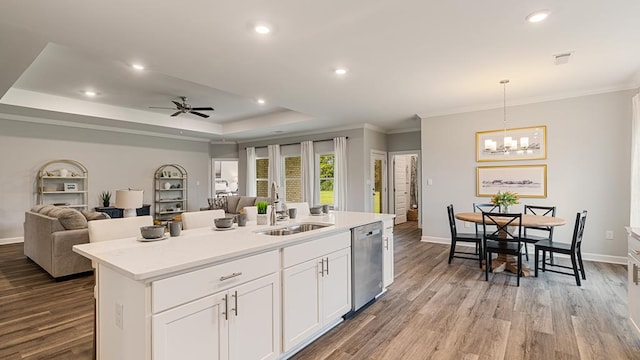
[420,236,627,265]
[0,237,24,245]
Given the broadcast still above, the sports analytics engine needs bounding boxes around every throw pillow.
[236,197,257,214]
[81,210,111,221]
[208,197,227,211]
[57,208,88,230]
[225,196,241,214]
[47,206,66,218]
[38,205,57,216]
[31,204,47,213]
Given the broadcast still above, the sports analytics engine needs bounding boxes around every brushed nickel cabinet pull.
[325,257,329,275]
[634,264,640,286]
[219,272,242,281]
[232,290,238,316]
[223,294,228,320]
[319,260,324,277]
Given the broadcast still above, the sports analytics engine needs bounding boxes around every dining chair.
[482,212,523,286]
[534,211,587,286]
[447,204,483,268]
[182,209,225,230]
[285,202,311,217]
[522,205,556,261]
[473,202,499,235]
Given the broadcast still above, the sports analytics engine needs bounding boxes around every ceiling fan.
[149,96,214,118]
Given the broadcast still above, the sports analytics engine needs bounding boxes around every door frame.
[388,151,421,228]
[370,150,387,214]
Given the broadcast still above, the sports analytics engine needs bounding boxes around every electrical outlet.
[605,230,614,240]
[115,303,123,329]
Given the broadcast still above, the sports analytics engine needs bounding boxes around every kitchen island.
[74,211,395,360]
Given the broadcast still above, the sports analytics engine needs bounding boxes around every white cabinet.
[383,219,395,288]
[282,232,351,352]
[628,228,640,336]
[152,251,280,360]
[153,273,279,360]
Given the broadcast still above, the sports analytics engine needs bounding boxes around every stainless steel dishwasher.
[349,221,384,315]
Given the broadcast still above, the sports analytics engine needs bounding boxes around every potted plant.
[491,190,519,213]
[99,191,111,207]
[256,201,269,225]
[176,202,182,211]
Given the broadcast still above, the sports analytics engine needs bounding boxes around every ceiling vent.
[553,52,573,65]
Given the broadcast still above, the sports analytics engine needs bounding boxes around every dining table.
[455,212,566,276]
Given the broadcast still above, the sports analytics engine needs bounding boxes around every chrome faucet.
[270,181,279,226]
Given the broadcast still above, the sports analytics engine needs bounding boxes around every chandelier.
[484,80,530,154]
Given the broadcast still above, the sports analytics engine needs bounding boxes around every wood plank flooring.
[1,222,639,359]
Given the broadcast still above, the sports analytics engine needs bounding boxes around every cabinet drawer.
[283,231,350,268]
[383,219,393,235]
[152,250,278,313]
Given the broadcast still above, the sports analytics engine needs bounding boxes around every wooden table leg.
[489,254,533,277]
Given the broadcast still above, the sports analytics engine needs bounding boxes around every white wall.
[0,118,211,240]
[421,89,634,260]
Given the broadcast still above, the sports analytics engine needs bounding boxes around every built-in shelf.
[37,159,89,209]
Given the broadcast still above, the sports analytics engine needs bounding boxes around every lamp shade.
[115,189,143,212]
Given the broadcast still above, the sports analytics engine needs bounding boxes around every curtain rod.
[244,136,348,150]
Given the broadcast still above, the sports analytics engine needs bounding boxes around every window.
[284,156,302,202]
[319,153,334,205]
[256,158,269,197]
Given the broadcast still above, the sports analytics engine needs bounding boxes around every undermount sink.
[256,223,331,236]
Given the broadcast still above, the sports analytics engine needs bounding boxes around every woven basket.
[407,208,418,221]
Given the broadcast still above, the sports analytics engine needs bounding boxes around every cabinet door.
[321,247,351,323]
[383,231,394,288]
[153,292,228,360]
[229,273,279,360]
[282,258,322,352]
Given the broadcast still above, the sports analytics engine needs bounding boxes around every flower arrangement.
[491,190,519,212]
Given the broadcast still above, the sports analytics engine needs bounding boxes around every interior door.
[394,155,408,224]
[371,151,387,214]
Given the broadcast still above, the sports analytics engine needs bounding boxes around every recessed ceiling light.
[255,25,271,34]
[526,9,550,23]
[334,68,348,75]
[257,98,266,105]
[131,63,145,71]
[84,90,97,97]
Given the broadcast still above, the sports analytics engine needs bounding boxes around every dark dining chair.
[473,203,500,236]
[482,212,523,286]
[534,211,587,286]
[522,205,557,261]
[447,204,483,268]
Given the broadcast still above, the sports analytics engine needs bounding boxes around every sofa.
[203,195,271,215]
[24,205,110,279]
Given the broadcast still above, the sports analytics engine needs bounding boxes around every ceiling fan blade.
[170,111,182,117]
[189,111,210,118]
[149,106,176,109]
[171,100,183,108]
[191,107,214,111]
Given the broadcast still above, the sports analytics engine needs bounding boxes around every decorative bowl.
[310,206,323,215]
[214,217,234,229]
[140,225,165,239]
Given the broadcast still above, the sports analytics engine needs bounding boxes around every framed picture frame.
[476,125,546,162]
[476,165,547,198]
[64,183,78,191]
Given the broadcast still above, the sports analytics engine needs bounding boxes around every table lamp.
[115,189,143,217]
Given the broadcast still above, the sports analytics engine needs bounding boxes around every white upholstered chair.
[285,202,310,217]
[181,209,225,230]
[88,215,154,243]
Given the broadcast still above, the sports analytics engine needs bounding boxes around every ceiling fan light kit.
[149,96,214,118]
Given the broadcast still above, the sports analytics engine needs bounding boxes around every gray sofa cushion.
[81,210,110,221]
[236,196,257,214]
[57,208,88,230]
[225,196,241,214]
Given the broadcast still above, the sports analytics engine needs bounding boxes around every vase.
[257,214,268,225]
[502,206,509,213]
[164,182,171,190]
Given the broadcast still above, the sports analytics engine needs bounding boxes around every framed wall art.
[476,125,546,162]
[476,164,547,198]
[64,183,78,191]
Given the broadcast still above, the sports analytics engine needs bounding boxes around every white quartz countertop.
[73,211,394,282]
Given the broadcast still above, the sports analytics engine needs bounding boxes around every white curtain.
[631,93,640,226]
[268,144,281,200]
[334,137,348,211]
[246,147,256,196]
[301,141,315,204]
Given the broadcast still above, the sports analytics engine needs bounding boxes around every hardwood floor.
[293,222,640,360]
[1,222,639,359]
